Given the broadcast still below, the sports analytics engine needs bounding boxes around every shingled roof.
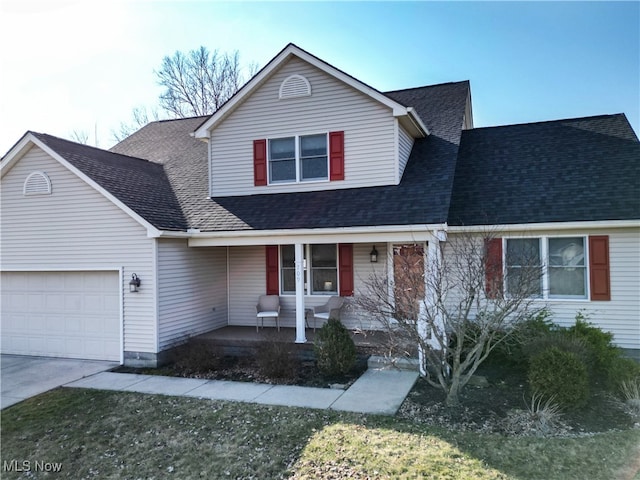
[31,132,188,230]
[15,83,638,234]
[448,114,640,226]
[109,81,470,232]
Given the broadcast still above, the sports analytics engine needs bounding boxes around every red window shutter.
[265,245,279,295]
[485,238,503,299]
[329,131,344,181]
[253,139,267,186]
[338,243,354,296]
[589,236,610,301]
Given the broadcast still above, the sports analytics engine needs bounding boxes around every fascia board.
[186,224,447,247]
[447,220,640,233]
[11,134,162,238]
[193,44,413,138]
[0,133,35,178]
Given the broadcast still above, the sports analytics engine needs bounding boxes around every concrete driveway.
[1,355,118,409]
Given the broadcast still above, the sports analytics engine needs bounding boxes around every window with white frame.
[268,134,328,183]
[280,244,337,295]
[505,236,587,299]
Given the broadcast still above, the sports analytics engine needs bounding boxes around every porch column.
[294,242,307,343]
[420,231,447,374]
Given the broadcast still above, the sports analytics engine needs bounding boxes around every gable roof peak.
[193,43,429,139]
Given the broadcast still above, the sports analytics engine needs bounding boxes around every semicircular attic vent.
[279,74,311,99]
[23,171,52,195]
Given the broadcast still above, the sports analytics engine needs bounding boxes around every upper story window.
[253,131,343,187]
[269,133,328,184]
[505,236,587,299]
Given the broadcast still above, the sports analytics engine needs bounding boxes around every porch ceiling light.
[129,273,141,293]
[370,246,378,263]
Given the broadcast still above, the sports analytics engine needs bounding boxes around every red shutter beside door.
[254,139,267,186]
[338,243,354,296]
[485,238,503,299]
[329,131,344,181]
[589,236,610,301]
[265,245,279,295]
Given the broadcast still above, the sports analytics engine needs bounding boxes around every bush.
[314,318,356,377]
[567,315,619,370]
[608,356,640,389]
[528,347,590,409]
[521,330,593,370]
[255,340,298,379]
[169,340,222,375]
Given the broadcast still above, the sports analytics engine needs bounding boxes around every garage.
[1,271,121,361]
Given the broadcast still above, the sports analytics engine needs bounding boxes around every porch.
[192,326,406,358]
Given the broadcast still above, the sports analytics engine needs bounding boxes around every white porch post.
[294,242,307,343]
[420,230,447,375]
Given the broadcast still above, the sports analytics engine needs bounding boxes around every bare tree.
[69,130,89,144]
[111,105,162,143]
[356,232,543,407]
[156,47,253,118]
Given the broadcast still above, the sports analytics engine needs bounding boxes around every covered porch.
[182,225,446,348]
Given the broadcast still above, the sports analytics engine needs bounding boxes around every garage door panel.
[1,271,120,361]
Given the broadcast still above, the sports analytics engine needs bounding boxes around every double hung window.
[505,237,587,299]
[280,244,338,295]
[268,134,328,183]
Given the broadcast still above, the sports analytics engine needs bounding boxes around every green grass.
[1,388,639,479]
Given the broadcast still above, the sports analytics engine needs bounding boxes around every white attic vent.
[23,171,52,196]
[279,74,311,99]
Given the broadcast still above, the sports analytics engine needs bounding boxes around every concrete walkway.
[65,357,419,416]
[1,355,117,409]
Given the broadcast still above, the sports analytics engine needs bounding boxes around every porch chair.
[256,295,281,332]
[312,296,345,330]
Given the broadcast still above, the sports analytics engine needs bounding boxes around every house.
[1,43,638,366]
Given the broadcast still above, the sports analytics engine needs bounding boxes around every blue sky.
[1,1,638,154]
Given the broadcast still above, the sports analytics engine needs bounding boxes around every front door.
[393,244,426,321]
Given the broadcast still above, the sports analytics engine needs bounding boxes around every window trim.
[267,133,329,185]
[279,244,338,296]
[504,235,590,301]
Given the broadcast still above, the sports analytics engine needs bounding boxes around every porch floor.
[194,326,397,356]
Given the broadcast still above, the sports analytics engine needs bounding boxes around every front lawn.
[2,389,638,479]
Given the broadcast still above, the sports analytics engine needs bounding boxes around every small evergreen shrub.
[528,347,590,409]
[314,318,356,377]
[521,330,592,370]
[567,314,620,374]
[608,356,640,390]
[256,340,298,379]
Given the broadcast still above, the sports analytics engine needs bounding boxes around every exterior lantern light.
[129,273,141,293]
[370,246,378,263]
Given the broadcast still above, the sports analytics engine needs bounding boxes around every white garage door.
[1,271,120,361]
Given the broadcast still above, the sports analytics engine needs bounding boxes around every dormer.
[193,44,429,197]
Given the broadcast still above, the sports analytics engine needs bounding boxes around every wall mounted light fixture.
[129,273,141,293]
[370,246,378,263]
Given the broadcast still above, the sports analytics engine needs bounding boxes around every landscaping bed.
[399,361,639,436]
[114,345,368,390]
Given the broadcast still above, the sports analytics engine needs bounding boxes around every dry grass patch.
[1,388,638,479]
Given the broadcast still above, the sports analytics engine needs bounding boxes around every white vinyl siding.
[0,146,156,354]
[398,124,414,180]
[226,244,387,330]
[444,229,640,350]
[157,240,228,349]
[540,229,640,350]
[210,57,397,196]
